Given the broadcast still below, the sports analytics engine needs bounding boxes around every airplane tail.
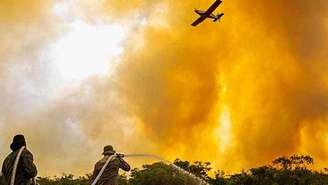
[213,13,224,22]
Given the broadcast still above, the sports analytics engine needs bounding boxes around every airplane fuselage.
[194,9,223,20]
[195,10,216,18]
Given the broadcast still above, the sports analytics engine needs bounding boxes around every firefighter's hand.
[116,153,125,158]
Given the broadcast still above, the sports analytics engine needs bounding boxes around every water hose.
[10,146,25,185]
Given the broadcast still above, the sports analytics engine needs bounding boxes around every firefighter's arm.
[118,157,130,172]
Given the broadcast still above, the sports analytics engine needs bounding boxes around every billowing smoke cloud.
[0,0,328,176]
[222,0,328,170]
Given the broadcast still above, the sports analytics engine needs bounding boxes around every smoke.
[0,0,328,176]
[112,0,328,171]
[222,0,328,170]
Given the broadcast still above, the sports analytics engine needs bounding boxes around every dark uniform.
[1,135,37,185]
[91,145,130,185]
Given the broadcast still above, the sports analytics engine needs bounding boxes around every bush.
[34,155,328,185]
[37,174,89,185]
[129,162,202,185]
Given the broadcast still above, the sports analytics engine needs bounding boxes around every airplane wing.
[204,0,222,16]
[191,16,207,26]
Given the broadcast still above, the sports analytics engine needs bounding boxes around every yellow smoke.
[0,0,328,176]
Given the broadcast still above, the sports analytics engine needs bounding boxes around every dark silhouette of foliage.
[2,155,327,185]
[37,174,90,185]
[129,162,201,185]
[117,173,129,185]
[272,155,314,170]
[173,159,212,181]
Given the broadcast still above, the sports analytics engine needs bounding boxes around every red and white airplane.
[191,0,224,27]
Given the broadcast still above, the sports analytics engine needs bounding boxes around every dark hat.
[10,134,26,151]
[102,145,116,155]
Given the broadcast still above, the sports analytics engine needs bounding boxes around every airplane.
[191,0,224,27]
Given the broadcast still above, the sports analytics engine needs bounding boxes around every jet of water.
[124,153,210,185]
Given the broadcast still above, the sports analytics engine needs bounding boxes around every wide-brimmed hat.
[102,145,116,155]
[10,134,26,151]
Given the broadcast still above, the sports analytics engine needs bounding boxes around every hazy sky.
[0,0,328,176]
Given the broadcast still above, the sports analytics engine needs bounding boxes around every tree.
[129,162,202,185]
[272,155,314,170]
[118,173,129,185]
[173,159,211,181]
[210,170,227,185]
[37,174,90,185]
[272,156,292,170]
[290,155,314,169]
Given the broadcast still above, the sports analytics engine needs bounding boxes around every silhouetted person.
[91,145,130,185]
[1,135,37,185]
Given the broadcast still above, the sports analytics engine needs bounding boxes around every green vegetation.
[1,155,328,185]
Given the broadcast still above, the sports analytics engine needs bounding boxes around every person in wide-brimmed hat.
[91,145,130,185]
[102,145,116,156]
[1,134,38,185]
[10,135,26,151]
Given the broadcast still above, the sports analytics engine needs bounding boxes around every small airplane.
[191,0,224,27]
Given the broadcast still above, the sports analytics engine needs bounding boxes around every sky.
[0,0,328,176]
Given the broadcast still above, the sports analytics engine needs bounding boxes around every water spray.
[122,153,210,185]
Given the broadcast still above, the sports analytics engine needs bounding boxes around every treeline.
[1,155,328,185]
